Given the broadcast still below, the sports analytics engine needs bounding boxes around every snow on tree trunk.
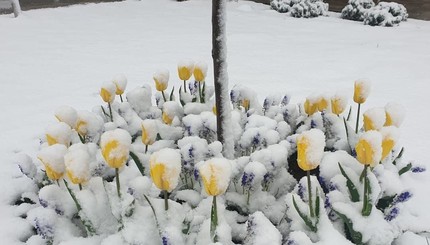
[212,0,234,159]
[11,0,21,18]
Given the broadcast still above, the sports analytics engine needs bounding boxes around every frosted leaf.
[384,102,405,127]
[45,122,72,146]
[54,106,77,128]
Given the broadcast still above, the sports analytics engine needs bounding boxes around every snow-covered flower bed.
[270,0,328,18]
[11,62,425,244]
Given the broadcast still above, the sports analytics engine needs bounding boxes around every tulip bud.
[100,81,116,103]
[304,96,318,116]
[64,143,90,185]
[242,98,250,110]
[153,69,169,92]
[100,129,131,169]
[162,101,184,125]
[112,74,127,95]
[193,61,208,82]
[353,80,371,104]
[199,158,232,196]
[331,93,348,116]
[317,95,330,112]
[297,129,325,171]
[141,119,158,146]
[46,122,72,146]
[54,106,77,128]
[178,61,194,81]
[149,148,181,192]
[363,107,385,131]
[38,144,67,180]
[380,126,399,161]
[384,103,405,128]
[75,110,103,137]
[355,130,382,167]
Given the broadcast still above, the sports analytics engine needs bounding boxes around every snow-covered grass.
[0,0,430,244]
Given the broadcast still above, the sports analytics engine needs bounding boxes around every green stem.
[120,94,123,103]
[79,183,82,191]
[210,196,218,243]
[78,133,85,144]
[164,190,169,211]
[115,168,121,199]
[362,165,368,216]
[355,103,361,134]
[162,91,167,102]
[183,80,187,93]
[108,102,113,122]
[198,81,202,103]
[247,188,251,205]
[145,144,148,154]
[307,171,314,218]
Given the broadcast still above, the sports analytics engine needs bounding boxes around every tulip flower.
[317,95,329,112]
[141,120,157,152]
[54,106,77,128]
[194,61,208,103]
[153,69,169,102]
[100,129,131,198]
[380,126,399,161]
[37,144,68,182]
[178,61,194,93]
[100,81,116,122]
[363,107,385,132]
[297,129,325,218]
[384,103,405,128]
[242,98,250,111]
[355,130,382,216]
[162,101,183,126]
[46,122,72,147]
[353,80,371,133]
[304,96,318,116]
[199,158,232,243]
[64,143,90,189]
[162,111,173,125]
[112,74,127,102]
[331,93,348,116]
[149,148,181,211]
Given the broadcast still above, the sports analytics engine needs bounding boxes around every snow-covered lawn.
[1,0,429,243]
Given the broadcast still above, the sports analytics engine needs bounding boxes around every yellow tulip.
[100,82,116,103]
[141,120,157,146]
[112,74,127,95]
[363,114,375,132]
[45,122,72,146]
[178,62,194,81]
[149,149,181,192]
[331,95,346,116]
[242,99,250,110]
[353,80,370,104]
[363,108,385,132]
[199,158,232,196]
[297,129,325,171]
[384,113,393,127]
[46,134,58,146]
[64,144,90,185]
[355,131,382,167]
[155,79,168,92]
[380,126,399,161]
[100,129,131,169]
[54,106,77,128]
[317,96,329,112]
[153,70,169,92]
[162,111,173,125]
[304,98,318,116]
[45,164,64,180]
[193,62,207,82]
[384,103,405,128]
[37,144,67,181]
[76,119,87,136]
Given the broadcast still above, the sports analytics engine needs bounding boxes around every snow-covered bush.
[341,0,375,21]
[364,2,408,27]
[10,64,426,244]
[270,0,329,18]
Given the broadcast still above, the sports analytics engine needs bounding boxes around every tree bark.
[11,0,21,18]
[212,0,234,159]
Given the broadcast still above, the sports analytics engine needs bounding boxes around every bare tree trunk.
[11,0,21,18]
[212,0,234,159]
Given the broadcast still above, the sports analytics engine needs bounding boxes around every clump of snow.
[76,110,103,138]
[363,107,386,131]
[270,0,329,18]
[341,0,375,21]
[64,143,91,184]
[112,74,127,95]
[364,2,408,27]
[242,162,267,189]
[54,106,77,128]
[198,158,232,196]
[126,85,153,115]
[15,153,37,179]
[45,122,72,146]
[149,148,181,192]
[243,211,281,245]
[384,102,405,127]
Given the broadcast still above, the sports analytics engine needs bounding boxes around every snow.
[1,0,430,244]
[384,102,405,128]
[54,105,78,129]
[45,122,72,146]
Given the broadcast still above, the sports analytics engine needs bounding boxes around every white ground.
[1,0,429,244]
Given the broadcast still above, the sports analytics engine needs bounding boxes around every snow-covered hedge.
[364,2,408,27]
[341,0,375,21]
[270,0,329,18]
[11,63,426,244]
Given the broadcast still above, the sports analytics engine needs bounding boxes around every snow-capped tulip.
[380,126,399,161]
[100,129,131,169]
[112,74,127,95]
[363,107,385,132]
[242,99,250,111]
[162,111,173,125]
[46,122,72,146]
[75,110,103,138]
[149,149,181,192]
[193,61,208,82]
[199,158,232,196]
[353,80,371,104]
[162,101,183,125]
[384,103,405,127]
[304,98,318,116]
[141,120,157,146]
[178,61,194,81]
[355,131,382,167]
[54,106,77,128]
[37,144,67,181]
[100,81,116,103]
[331,94,347,116]
[297,129,325,171]
[317,96,329,112]
[64,144,90,185]
[153,69,169,92]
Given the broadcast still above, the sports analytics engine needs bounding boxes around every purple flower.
[412,167,426,173]
[35,218,54,239]
[193,168,199,181]
[393,191,412,204]
[298,183,305,199]
[385,207,399,221]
